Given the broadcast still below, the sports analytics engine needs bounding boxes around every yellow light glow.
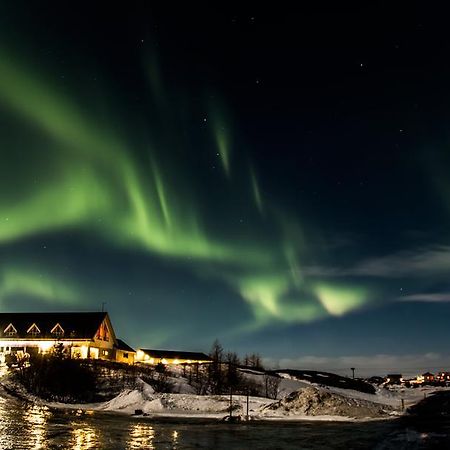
[80,345,88,359]
[144,354,150,360]
[161,358,168,364]
[136,350,144,360]
[173,359,180,364]
[149,357,155,364]
[39,341,54,352]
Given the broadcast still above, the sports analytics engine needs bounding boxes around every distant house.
[437,371,450,382]
[385,374,403,384]
[136,349,212,365]
[0,312,133,365]
[422,372,435,383]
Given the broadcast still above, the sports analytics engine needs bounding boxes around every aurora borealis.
[1,4,450,374]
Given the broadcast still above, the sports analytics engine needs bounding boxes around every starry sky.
[1,3,450,375]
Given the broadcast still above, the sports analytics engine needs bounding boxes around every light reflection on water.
[23,404,51,450]
[127,423,155,449]
[0,388,436,449]
[71,423,99,450]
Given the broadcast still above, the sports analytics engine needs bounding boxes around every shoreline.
[0,379,400,424]
[7,369,444,425]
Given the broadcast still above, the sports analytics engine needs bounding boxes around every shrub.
[15,355,99,403]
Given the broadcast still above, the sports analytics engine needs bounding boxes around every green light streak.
[314,283,368,316]
[0,267,78,304]
[151,161,173,229]
[238,274,290,321]
[0,165,113,242]
[210,106,231,176]
[250,166,263,213]
[215,127,231,176]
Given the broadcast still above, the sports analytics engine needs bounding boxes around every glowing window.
[51,323,65,337]
[96,321,110,341]
[4,323,17,336]
[27,323,41,336]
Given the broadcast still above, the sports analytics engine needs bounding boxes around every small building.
[0,312,132,365]
[422,372,435,383]
[437,371,450,382]
[136,349,212,365]
[385,374,403,385]
[115,339,136,364]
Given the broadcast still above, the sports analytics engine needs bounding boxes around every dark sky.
[1,3,450,375]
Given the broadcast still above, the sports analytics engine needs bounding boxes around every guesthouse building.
[0,312,133,364]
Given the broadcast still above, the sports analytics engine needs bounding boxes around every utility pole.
[246,388,249,420]
[351,367,355,379]
[229,387,233,419]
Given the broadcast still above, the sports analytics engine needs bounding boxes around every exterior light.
[39,341,54,352]
[80,345,88,359]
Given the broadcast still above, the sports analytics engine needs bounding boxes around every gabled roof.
[139,349,212,361]
[0,312,108,340]
[116,339,135,353]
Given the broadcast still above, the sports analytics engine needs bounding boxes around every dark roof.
[0,312,107,340]
[116,339,135,353]
[140,349,212,361]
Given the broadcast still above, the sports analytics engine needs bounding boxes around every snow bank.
[101,390,265,417]
[261,387,394,419]
[100,382,396,421]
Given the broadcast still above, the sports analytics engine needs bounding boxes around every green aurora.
[0,48,371,334]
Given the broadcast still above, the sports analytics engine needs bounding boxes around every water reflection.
[0,388,424,449]
[23,404,51,450]
[127,423,155,449]
[71,423,99,450]
[172,430,179,448]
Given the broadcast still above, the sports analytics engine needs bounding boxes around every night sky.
[1,4,450,375]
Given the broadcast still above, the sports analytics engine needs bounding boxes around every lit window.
[27,323,41,336]
[96,321,110,341]
[51,323,64,337]
[4,323,17,336]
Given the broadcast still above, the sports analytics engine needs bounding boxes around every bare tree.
[208,339,224,394]
[247,353,264,371]
[224,351,241,391]
[264,374,281,400]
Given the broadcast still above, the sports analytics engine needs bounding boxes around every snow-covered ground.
[94,374,450,421]
[2,366,449,422]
